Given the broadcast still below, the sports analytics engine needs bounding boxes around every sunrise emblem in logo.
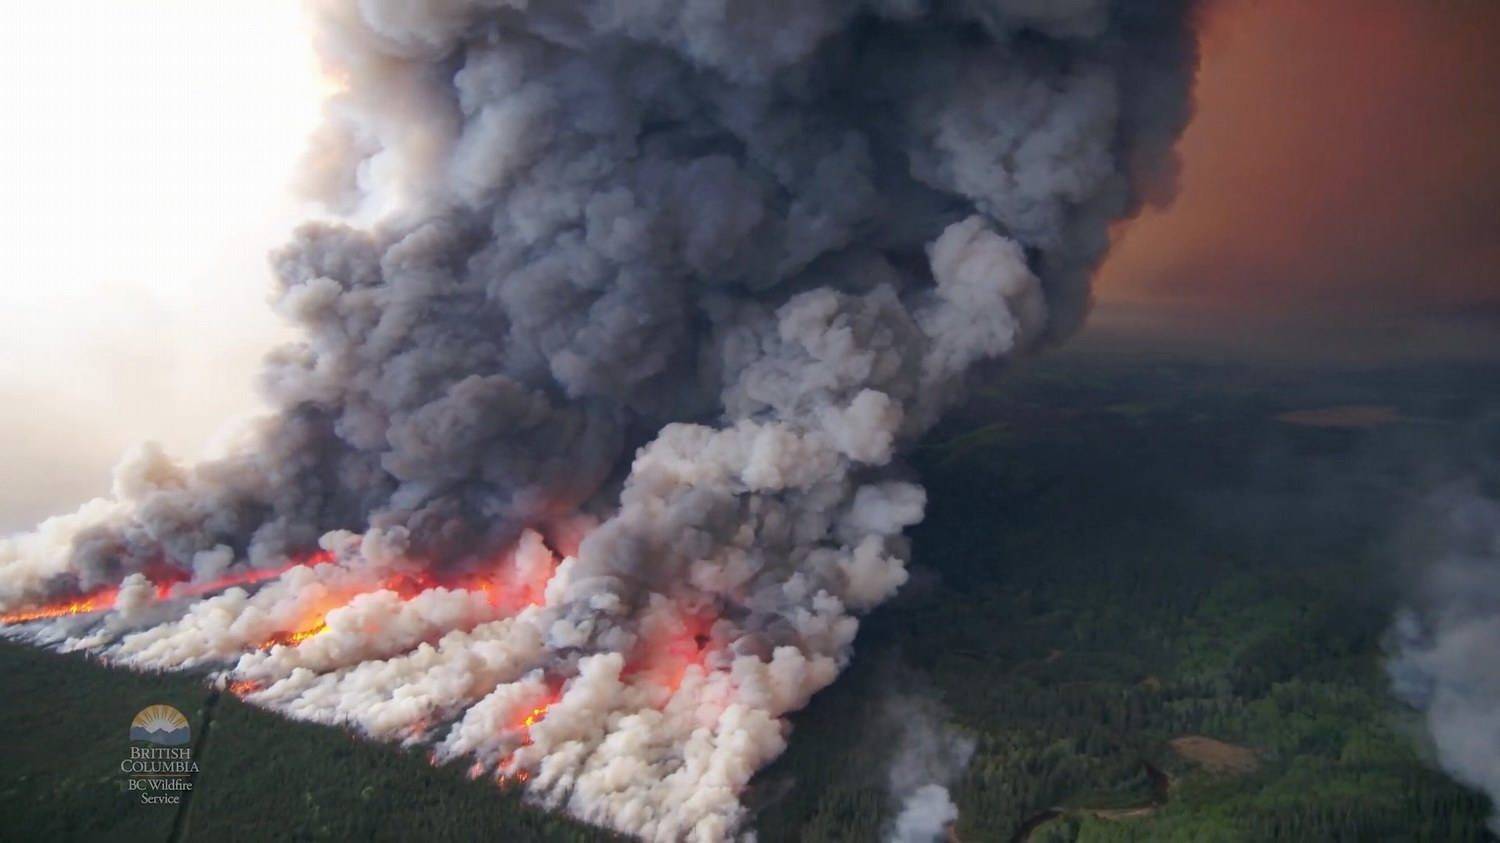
[130,705,190,746]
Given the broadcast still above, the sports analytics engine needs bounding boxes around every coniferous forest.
[1,349,1495,841]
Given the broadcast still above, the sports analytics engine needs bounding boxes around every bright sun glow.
[0,2,327,529]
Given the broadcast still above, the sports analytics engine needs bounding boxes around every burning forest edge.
[0,1,1204,840]
[3,351,1497,841]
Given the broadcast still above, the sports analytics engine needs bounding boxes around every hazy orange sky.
[0,1,1494,528]
[1099,0,1500,317]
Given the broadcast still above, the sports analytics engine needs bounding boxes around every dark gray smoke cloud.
[0,2,1199,838]
[1389,485,1500,834]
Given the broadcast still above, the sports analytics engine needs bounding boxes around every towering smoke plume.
[1389,485,1500,833]
[0,2,1198,839]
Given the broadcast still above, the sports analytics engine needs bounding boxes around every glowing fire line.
[0,552,336,627]
[0,542,566,631]
[0,590,118,625]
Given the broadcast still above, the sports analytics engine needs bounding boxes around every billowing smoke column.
[0,1,1198,839]
[1389,486,1500,833]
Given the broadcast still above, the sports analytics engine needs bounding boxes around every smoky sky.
[0,3,1200,840]
[1099,0,1500,316]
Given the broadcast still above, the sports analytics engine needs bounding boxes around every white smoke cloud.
[0,2,1199,839]
[892,785,961,843]
[882,693,975,843]
[1388,486,1500,833]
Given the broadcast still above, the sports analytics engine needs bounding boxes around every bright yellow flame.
[521,705,548,729]
[286,621,329,645]
[263,617,329,649]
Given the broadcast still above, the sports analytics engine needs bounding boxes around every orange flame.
[0,589,118,625]
[496,750,537,788]
[262,617,329,649]
[162,554,333,601]
[520,703,549,731]
[492,693,561,790]
[248,560,509,651]
[384,571,440,599]
[0,537,564,642]
[623,607,715,694]
[250,562,476,651]
[286,620,329,644]
[227,679,263,697]
[497,768,533,789]
[0,549,338,626]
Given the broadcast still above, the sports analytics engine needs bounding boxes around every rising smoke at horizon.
[1389,484,1500,835]
[0,2,1199,839]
